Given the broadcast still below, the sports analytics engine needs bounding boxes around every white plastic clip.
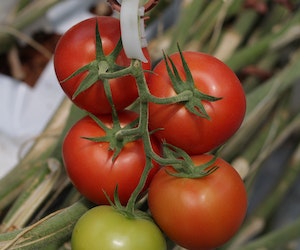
[120,0,148,63]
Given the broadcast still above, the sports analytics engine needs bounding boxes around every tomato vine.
[53,1,247,249]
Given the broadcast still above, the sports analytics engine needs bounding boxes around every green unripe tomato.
[72,205,167,250]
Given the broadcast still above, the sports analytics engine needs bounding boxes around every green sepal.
[164,44,222,119]
[60,19,126,101]
[104,186,153,222]
[72,64,100,100]
[163,143,219,178]
[81,113,140,161]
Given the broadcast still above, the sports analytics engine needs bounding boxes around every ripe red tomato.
[148,51,246,155]
[62,111,160,205]
[54,16,151,115]
[148,154,247,250]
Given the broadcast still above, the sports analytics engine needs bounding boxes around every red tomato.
[54,16,151,115]
[62,111,160,205]
[148,51,246,155]
[148,154,247,250]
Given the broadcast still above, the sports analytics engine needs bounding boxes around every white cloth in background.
[0,0,100,178]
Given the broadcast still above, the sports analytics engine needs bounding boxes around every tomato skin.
[62,111,160,205]
[54,16,151,115]
[148,154,247,250]
[72,205,167,250]
[148,51,246,155]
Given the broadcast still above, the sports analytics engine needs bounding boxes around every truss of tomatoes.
[54,16,247,250]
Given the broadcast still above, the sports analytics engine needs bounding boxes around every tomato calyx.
[164,46,222,119]
[163,144,219,178]
[106,185,153,222]
[83,113,140,160]
[60,20,129,100]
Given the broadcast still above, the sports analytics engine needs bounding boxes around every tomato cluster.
[54,15,247,250]
[54,16,156,206]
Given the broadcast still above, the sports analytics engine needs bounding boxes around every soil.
[0,32,61,87]
[0,1,113,87]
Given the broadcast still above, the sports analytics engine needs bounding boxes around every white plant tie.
[120,0,148,63]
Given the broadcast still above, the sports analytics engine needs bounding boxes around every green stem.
[225,9,300,71]
[0,160,61,233]
[0,98,73,211]
[233,215,300,250]
[103,79,121,129]
[146,90,193,104]
[168,0,208,53]
[0,199,93,250]
[123,59,183,214]
[125,59,152,213]
[213,0,267,61]
[98,65,134,79]
[100,65,193,106]
[242,51,280,93]
[186,0,244,53]
[229,94,291,165]
[220,47,300,160]
[222,117,300,249]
